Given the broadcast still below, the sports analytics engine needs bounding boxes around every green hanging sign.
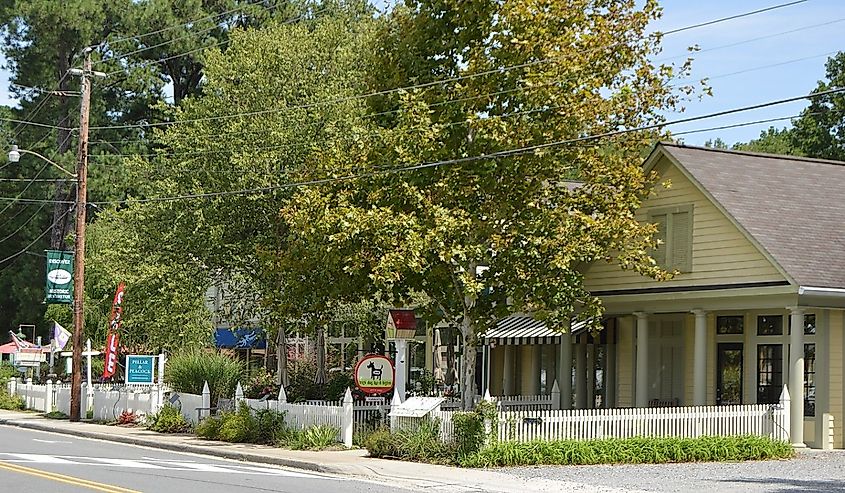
[45,250,73,304]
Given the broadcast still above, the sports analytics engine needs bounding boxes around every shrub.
[147,404,191,433]
[458,435,795,468]
[44,411,69,419]
[195,415,224,439]
[117,410,137,425]
[364,428,400,458]
[165,351,244,405]
[218,404,257,443]
[291,425,339,450]
[0,390,24,410]
[244,369,278,400]
[254,408,290,445]
[197,404,290,446]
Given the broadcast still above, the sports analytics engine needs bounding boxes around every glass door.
[717,343,743,405]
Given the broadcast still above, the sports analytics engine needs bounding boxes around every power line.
[91,1,806,132]
[0,207,72,267]
[660,0,808,35]
[102,7,330,78]
[0,202,48,244]
[5,87,841,206]
[99,0,268,50]
[97,2,276,65]
[0,162,51,215]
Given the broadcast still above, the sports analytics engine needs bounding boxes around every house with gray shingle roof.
[483,142,845,449]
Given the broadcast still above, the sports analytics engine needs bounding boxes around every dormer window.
[649,204,693,273]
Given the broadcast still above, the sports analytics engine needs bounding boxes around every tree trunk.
[460,316,477,410]
[314,326,327,384]
[51,46,74,250]
[275,326,289,387]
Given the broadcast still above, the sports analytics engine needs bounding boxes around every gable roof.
[652,142,845,289]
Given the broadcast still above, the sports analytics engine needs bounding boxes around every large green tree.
[282,0,691,408]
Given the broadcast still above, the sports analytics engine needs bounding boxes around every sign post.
[385,309,417,402]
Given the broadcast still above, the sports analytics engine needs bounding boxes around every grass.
[458,435,795,468]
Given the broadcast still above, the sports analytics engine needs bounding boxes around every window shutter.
[671,210,692,272]
[652,213,667,268]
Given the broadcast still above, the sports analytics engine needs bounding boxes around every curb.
[0,417,355,476]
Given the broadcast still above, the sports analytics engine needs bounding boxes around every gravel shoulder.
[496,450,845,493]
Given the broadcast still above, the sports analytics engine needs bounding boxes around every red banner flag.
[102,282,126,379]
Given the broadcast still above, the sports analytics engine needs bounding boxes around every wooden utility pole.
[69,49,100,422]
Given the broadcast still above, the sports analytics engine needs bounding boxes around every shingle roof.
[658,143,845,289]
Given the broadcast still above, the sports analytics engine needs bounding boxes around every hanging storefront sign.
[45,250,73,304]
[354,354,395,395]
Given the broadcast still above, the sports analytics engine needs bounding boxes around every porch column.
[692,309,708,406]
[503,345,515,396]
[789,307,806,447]
[586,342,596,408]
[558,332,572,409]
[605,325,616,408]
[575,335,587,408]
[530,345,542,395]
[634,312,649,407]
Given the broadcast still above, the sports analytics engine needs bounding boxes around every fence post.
[234,382,244,407]
[342,388,354,448]
[483,389,494,446]
[8,376,16,396]
[778,385,791,443]
[201,381,211,421]
[45,380,53,413]
[550,380,561,411]
[389,392,401,432]
[278,385,287,404]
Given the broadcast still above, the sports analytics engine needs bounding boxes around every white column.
[635,312,649,407]
[530,345,542,395]
[586,343,596,408]
[575,336,587,408]
[605,324,617,408]
[692,310,708,406]
[503,346,514,396]
[395,339,408,402]
[789,307,806,447]
[558,332,572,409]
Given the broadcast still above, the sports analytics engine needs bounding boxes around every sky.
[0,0,842,147]
[649,0,844,145]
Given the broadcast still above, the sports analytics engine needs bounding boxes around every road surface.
[0,425,419,493]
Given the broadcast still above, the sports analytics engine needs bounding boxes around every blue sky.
[651,0,844,145]
[0,0,841,146]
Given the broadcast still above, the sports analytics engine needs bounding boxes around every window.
[804,314,816,335]
[757,344,783,404]
[805,343,816,416]
[717,315,744,335]
[650,205,693,272]
[757,315,783,335]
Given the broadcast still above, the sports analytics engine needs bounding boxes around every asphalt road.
[0,425,420,493]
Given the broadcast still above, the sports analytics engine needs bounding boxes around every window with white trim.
[649,205,694,272]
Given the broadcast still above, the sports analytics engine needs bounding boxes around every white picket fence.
[8,377,165,419]
[421,403,790,444]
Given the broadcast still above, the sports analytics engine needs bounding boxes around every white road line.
[32,439,72,444]
[2,453,76,464]
[84,458,168,469]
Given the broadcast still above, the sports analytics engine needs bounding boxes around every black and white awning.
[482,315,588,345]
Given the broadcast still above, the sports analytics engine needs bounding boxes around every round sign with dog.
[354,354,395,395]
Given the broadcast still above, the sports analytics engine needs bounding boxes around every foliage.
[244,369,278,400]
[147,404,191,433]
[165,351,244,405]
[217,404,259,443]
[44,411,69,419]
[197,405,292,445]
[0,390,24,410]
[453,412,486,457]
[363,428,401,457]
[117,410,138,425]
[458,435,795,468]
[290,424,340,450]
[0,363,17,386]
[279,0,695,409]
[732,127,801,155]
[366,420,455,464]
[285,355,354,402]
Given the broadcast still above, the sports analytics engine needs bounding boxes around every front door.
[717,343,743,405]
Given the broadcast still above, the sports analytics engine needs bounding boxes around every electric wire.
[0,207,73,267]
[91,1,809,132]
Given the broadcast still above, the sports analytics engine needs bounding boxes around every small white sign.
[389,396,445,418]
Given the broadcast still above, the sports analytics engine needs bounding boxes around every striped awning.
[482,316,588,345]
